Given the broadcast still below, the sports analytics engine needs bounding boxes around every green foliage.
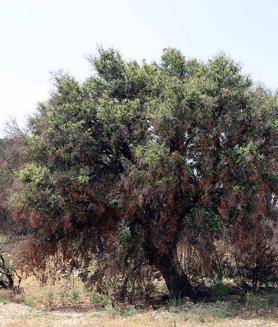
[119,306,139,317]
[25,296,34,308]
[117,225,132,248]
[135,142,170,173]
[89,291,112,308]
[210,282,232,298]
[184,206,220,233]
[244,294,278,313]
[71,289,80,305]
[47,289,54,306]
[19,164,49,186]
[0,298,10,305]
[161,48,187,77]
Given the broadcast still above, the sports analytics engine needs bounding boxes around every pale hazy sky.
[1,0,278,135]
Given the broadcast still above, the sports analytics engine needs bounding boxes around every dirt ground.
[0,302,278,327]
[1,234,278,326]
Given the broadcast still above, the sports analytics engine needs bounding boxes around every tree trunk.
[157,251,196,300]
[143,242,196,299]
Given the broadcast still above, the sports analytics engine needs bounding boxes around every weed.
[25,296,34,308]
[245,295,273,312]
[120,305,138,317]
[168,297,192,313]
[0,297,10,304]
[105,302,118,318]
[71,289,80,305]
[89,290,112,308]
[47,289,54,306]
[211,282,232,298]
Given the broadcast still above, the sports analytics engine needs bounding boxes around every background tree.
[0,120,27,233]
[11,48,278,299]
[0,120,27,291]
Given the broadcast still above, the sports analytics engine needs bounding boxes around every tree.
[0,123,27,233]
[0,122,27,292]
[11,48,278,299]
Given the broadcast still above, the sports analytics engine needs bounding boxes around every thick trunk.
[159,257,196,299]
[143,242,196,299]
[158,251,196,300]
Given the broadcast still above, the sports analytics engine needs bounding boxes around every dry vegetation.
[0,290,278,326]
[0,234,278,327]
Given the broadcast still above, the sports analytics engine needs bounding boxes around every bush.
[89,290,112,308]
[234,236,278,290]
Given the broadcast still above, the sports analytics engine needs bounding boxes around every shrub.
[89,290,112,308]
[233,228,278,290]
[71,289,80,305]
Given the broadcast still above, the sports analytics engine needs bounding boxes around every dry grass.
[0,301,278,327]
[1,234,278,326]
[0,280,278,327]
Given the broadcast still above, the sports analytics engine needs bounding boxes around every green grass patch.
[211,282,233,298]
[119,305,139,317]
[0,297,10,305]
[25,296,34,308]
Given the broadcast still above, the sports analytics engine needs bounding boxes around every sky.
[1,0,278,135]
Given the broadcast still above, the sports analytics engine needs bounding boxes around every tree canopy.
[11,48,278,299]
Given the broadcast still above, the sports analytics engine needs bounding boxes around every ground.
[0,301,278,327]
[0,234,278,326]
